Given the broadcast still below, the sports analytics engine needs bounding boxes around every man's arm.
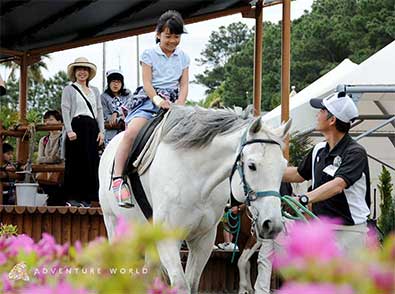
[305,177,347,204]
[282,167,305,183]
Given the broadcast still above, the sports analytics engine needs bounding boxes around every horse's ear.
[272,119,292,139]
[249,116,262,134]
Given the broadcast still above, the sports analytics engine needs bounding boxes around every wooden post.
[281,0,291,159]
[253,0,263,117]
[17,53,29,164]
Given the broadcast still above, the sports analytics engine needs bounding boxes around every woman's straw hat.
[67,57,97,81]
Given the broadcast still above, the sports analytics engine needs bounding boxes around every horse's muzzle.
[258,219,283,239]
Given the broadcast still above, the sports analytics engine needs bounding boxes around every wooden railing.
[0,205,107,243]
[0,121,65,203]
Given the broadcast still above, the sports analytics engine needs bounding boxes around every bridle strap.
[242,139,281,147]
[255,190,281,198]
[229,137,282,207]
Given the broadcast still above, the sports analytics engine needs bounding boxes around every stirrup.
[112,176,134,208]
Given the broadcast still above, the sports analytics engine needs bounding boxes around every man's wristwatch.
[299,194,309,206]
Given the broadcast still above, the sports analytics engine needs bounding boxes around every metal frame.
[302,84,395,171]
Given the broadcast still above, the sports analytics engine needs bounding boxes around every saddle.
[121,109,167,219]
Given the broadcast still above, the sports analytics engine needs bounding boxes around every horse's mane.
[162,106,252,149]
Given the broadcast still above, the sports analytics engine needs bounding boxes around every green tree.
[0,70,68,129]
[222,39,254,108]
[289,134,313,167]
[1,71,67,114]
[195,22,252,94]
[197,0,394,110]
[377,166,395,237]
[3,54,50,82]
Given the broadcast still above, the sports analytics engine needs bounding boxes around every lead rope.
[281,195,318,221]
[223,210,241,263]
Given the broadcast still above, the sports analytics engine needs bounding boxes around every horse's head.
[231,117,291,239]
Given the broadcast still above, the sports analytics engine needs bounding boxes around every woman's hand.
[109,113,118,127]
[97,132,104,146]
[175,99,185,106]
[67,131,77,141]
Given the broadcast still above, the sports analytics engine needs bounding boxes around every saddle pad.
[123,109,167,175]
[134,110,170,175]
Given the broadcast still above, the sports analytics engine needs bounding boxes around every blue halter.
[229,126,282,206]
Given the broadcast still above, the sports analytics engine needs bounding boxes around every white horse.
[99,106,291,293]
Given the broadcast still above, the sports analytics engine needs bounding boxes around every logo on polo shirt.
[333,156,342,167]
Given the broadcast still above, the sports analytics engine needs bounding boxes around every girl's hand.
[175,99,185,106]
[67,131,77,141]
[153,95,171,109]
[97,132,104,146]
[159,99,171,109]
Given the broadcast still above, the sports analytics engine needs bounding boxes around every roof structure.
[0,0,256,61]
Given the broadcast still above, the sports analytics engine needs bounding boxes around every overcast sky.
[3,0,314,102]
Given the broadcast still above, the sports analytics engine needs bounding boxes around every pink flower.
[273,218,341,268]
[114,216,133,240]
[0,236,7,250]
[148,277,178,294]
[21,281,92,294]
[1,273,13,292]
[0,252,7,265]
[278,282,354,294]
[6,234,35,256]
[36,233,57,257]
[366,226,380,249]
[368,264,395,293]
[74,240,82,253]
[56,243,70,257]
[87,237,105,249]
[33,265,47,283]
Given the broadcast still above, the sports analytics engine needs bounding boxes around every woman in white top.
[61,57,105,207]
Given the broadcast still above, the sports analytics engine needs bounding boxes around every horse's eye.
[248,162,256,171]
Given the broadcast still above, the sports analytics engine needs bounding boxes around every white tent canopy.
[262,40,395,187]
[262,58,358,133]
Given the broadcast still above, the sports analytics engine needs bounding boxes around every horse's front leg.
[157,238,189,293]
[238,241,261,294]
[185,227,217,294]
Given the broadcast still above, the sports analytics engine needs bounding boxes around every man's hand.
[231,206,239,215]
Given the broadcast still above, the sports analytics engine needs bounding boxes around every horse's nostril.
[262,219,272,234]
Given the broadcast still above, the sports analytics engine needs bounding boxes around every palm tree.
[3,54,49,83]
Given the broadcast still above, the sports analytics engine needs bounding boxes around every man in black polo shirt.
[255,92,370,294]
[283,92,371,250]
